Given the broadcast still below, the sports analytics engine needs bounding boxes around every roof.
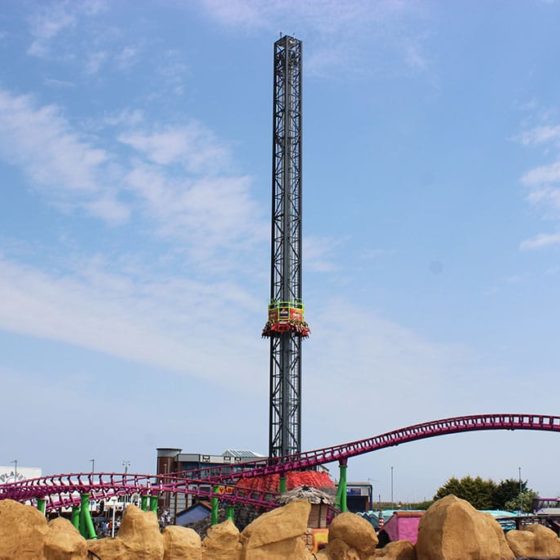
[278,486,334,505]
[222,449,265,458]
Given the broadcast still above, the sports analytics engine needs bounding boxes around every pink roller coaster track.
[2,413,559,512]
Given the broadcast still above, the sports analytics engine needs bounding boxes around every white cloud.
[518,124,560,146]
[522,161,560,186]
[0,89,128,224]
[119,124,230,173]
[27,0,107,57]
[85,51,107,75]
[520,232,560,251]
[0,256,262,387]
[123,162,265,260]
[197,0,428,76]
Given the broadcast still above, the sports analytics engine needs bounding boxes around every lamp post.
[122,460,130,476]
[518,466,522,512]
[90,459,95,473]
[391,466,394,508]
[11,459,18,483]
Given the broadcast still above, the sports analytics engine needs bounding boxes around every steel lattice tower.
[262,35,309,458]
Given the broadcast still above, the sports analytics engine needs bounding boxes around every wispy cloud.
[518,124,560,146]
[520,232,560,251]
[27,0,107,57]
[0,256,262,386]
[0,88,128,224]
[196,0,429,76]
[119,124,230,173]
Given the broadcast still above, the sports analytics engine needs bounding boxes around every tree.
[434,476,496,510]
[505,490,538,513]
[492,478,528,510]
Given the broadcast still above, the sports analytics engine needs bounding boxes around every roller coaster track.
[2,413,559,511]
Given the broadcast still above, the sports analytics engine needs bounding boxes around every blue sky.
[1,0,560,502]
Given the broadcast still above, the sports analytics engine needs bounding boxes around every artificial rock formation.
[0,499,48,560]
[202,519,242,560]
[416,495,510,560]
[375,540,416,560]
[324,511,378,560]
[163,525,202,560]
[239,500,312,560]
[89,505,164,560]
[506,524,560,558]
[44,517,87,560]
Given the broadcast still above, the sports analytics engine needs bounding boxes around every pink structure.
[1,413,560,512]
[383,511,424,544]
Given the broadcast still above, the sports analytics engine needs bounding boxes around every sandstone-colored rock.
[88,537,130,560]
[240,501,311,560]
[324,538,362,560]
[526,524,560,557]
[505,529,535,558]
[163,525,201,560]
[375,540,416,560]
[480,514,514,560]
[117,505,164,560]
[202,520,241,560]
[241,500,310,548]
[44,517,88,560]
[242,536,312,560]
[328,512,378,556]
[0,499,48,560]
[416,495,505,560]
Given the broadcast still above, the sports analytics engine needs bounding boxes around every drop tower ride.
[262,35,310,458]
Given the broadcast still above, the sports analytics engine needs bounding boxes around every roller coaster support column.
[71,506,80,529]
[211,486,219,525]
[226,505,235,522]
[79,494,97,540]
[37,498,46,514]
[279,475,287,494]
[141,495,148,511]
[150,496,158,513]
[335,459,348,512]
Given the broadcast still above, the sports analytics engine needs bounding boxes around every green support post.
[226,505,235,522]
[37,498,46,515]
[71,506,80,529]
[279,475,287,494]
[79,494,97,540]
[141,495,148,511]
[211,486,219,526]
[335,459,348,513]
[150,496,159,513]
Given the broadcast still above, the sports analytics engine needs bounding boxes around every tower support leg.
[71,506,80,529]
[141,495,148,511]
[150,496,159,513]
[226,505,235,522]
[336,459,348,513]
[211,486,219,525]
[79,494,97,540]
[279,475,287,494]
[37,498,46,514]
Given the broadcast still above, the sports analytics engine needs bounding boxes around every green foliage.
[434,476,496,510]
[504,490,538,513]
[434,476,537,511]
[492,478,528,509]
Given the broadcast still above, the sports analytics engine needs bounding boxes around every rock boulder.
[505,529,535,558]
[416,495,505,560]
[0,499,48,560]
[375,540,416,560]
[240,500,311,560]
[202,520,241,560]
[163,525,201,560]
[526,524,560,557]
[44,517,87,560]
[328,512,378,556]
